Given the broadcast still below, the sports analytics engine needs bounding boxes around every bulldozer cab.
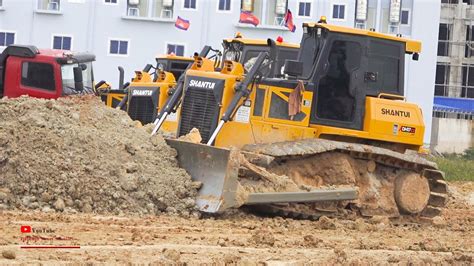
[155,55,195,81]
[222,37,299,78]
[280,23,421,131]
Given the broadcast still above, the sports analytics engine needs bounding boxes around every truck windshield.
[61,62,94,95]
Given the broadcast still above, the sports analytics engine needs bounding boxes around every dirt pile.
[0,95,198,216]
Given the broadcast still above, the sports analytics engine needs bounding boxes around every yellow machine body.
[178,23,425,152]
[215,88,425,150]
[167,22,448,219]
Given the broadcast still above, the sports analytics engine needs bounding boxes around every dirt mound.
[0,96,198,216]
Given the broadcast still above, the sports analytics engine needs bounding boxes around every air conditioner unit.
[128,7,139,16]
[128,0,139,6]
[389,0,401,23]
[163,0,173,8]
[242,0,253,12]
[275,0,286,15]
[356,0,368,21]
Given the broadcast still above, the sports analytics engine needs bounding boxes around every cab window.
[21,62,55,91]
[169,61,192,79]
[367,39,403,95]
[242,48,270,75]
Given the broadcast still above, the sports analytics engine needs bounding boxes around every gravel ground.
[0,181,472,265]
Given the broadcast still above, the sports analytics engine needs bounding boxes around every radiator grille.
[128,96,156,125]
[178,87,220,143]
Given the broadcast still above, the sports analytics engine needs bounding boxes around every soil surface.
[0,182,472,265]
[0,96,198,216]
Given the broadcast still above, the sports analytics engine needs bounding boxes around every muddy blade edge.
[165,139,240,213]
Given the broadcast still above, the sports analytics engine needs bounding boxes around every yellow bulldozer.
[159,22,448,219]
[98,52,212,132]
[110,35,300,135]
[99,54,196,108]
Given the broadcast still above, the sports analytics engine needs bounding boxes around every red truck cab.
[0,45,96,99]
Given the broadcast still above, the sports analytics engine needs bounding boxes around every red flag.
[21,225,32,233]
[284,9,296,33]
[175,16,190,31]
[239,11,259,27]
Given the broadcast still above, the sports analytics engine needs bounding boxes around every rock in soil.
[318,216,337,230]
[2,250,16,260]
[0,96,197,216]
[251,229,276,247]
[162,248,181,262]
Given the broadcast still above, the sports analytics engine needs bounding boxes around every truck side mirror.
[73,66,84,91]
[284,60,303,77]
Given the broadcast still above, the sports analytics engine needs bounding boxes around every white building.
[0,0,440,143]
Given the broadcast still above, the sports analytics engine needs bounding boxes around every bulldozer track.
[242,139,448,219]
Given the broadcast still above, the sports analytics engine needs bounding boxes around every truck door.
[310,35,367,130]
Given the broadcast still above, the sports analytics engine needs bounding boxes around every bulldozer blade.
[246,188,358,204]
[165,139,240,213]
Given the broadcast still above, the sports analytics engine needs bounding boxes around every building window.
[0,32,15,47]
[332,4,345,20]
[435,63,450,96]
[109,40,128,55]
[218,0,231,11]
[105,0,117,3]
[37,0,61,11]
[298,1,311,17]
[184,0,196,9]
[0,0,3,7]
[400,9,410,25]
[52,36,72,50]
[167,44,185,56]
[126,0,174,19]
[438,23,452,57]
[21,62,56,91]
[466,25,474,58]
[462,64,474,98]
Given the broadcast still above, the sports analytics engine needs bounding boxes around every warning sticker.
[166,112,178,122]
[234,106,251,123]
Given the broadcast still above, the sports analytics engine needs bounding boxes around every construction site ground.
[0,181,472,265]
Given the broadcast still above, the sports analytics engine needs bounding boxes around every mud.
[0,181,472,264]
[0,96,198,216]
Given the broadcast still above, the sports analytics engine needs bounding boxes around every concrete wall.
[405,0,441,144]
[431,117,474,154]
